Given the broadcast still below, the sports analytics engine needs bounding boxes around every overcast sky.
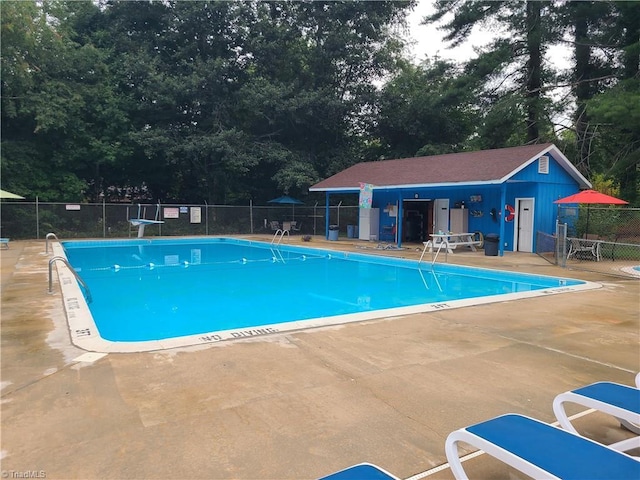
[405,0,491,63]
[405,0,574,129]
[405,0,572,66]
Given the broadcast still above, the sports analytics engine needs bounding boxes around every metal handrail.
[418,239,449,265]
[48,256,92,304]
[270,247,285,264]
[271,229,290,245]
[431,240,449,265]
[45,232,59,253]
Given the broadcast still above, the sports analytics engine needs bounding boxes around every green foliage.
[1,0,637,205]
[587,79,640,205]
[426,0,638,203]
[590,173,621,197]
[373,60,477,159]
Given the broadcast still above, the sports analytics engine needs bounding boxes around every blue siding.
[508,153,581,239]
[351,154,583,251]
[374,186,508,245]
[511,153,575,184]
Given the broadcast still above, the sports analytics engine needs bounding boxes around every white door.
[433,199,450,233]
[516,198,534,252]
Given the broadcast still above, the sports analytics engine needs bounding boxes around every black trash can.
[484,233,499,256]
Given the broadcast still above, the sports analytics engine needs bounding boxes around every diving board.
[129,203,164,237]
[129,218,164,238]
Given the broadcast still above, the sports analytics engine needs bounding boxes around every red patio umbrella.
[554,189,628,237]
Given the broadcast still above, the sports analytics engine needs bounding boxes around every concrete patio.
[1,238,638,479]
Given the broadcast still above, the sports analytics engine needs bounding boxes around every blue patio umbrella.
[268,195,304,220]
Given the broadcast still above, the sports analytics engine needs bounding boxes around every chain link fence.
[4,201,639,278]
[536,207,640,279]
[0,201,361,241]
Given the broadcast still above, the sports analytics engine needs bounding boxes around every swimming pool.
[54,238,598,352]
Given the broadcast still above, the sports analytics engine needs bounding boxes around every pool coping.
[52,238,602,353]
[620,265,640,278]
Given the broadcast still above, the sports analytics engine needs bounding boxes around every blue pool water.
[61,238,584,344]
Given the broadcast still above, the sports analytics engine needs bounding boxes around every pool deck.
[1,237,639,479]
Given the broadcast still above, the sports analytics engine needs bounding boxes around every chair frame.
[269,220,281,232]
[567,237,601,261]
[553,380,640,451]
[445,413,640,480]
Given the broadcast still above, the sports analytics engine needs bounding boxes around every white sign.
[163,207,179,219]
[190,207,202,224]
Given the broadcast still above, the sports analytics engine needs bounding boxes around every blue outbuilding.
[309,143,591,255]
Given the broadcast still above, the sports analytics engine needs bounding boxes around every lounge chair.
[553,379,640,451]
[0,238,9,249]
[445,413,640,480]
[318,463,399,480]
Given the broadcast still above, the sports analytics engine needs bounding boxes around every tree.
[555,1,639,203]
[1,0,131,201]
[373,59,477,158]
[426,0,558,145]
[94,0,414,203]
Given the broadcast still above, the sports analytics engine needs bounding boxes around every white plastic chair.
[553,379,640,451]
[445,413,640,480]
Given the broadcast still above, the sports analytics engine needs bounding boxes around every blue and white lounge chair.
[553,379,640,452]
[318,463,399,480]
[445,413,640,480]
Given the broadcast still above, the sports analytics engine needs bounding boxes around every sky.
[405,0,492,63]
[405,0,572,66]
[404,0,574,129]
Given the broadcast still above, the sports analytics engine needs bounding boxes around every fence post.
[36,196,40,239]
[250,199,254,234]
[205,201,209,235]
[555,220,567,267]
[102,198,106,238]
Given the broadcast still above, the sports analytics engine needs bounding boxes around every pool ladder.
[418,240,449,266]
[270,229,289,263]
[271,229,289,245]
[48,256,93,304]
[45,232,59,253]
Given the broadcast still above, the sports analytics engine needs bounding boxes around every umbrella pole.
[585,207,590,239]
